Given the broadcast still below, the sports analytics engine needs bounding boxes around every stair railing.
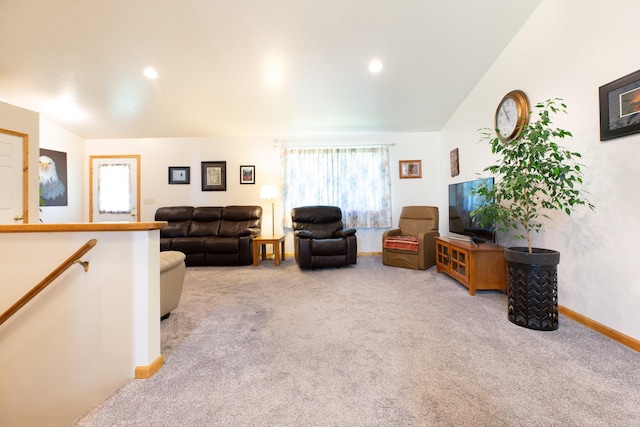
[0,239,97,327]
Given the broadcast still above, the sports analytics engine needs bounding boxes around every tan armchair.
[160,251,186,320]
[382,206,439,270]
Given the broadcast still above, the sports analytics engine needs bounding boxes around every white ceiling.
[0,0,541,139]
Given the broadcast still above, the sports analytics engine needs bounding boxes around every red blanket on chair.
[383,235,419,252]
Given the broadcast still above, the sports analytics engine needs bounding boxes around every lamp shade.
[260,184,278,200]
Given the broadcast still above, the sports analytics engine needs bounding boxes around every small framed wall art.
[168,166,190,184]
[240,165,255,184]
[450,148,460,177]
[201,161,227,191]
[599,68,640,141]
[399,160,422,179]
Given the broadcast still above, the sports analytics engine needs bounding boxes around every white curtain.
[281,145,392,228]
[98,163,132,214]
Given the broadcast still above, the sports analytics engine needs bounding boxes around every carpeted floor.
[73,256,640,426]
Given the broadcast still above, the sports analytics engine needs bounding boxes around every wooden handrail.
[0,239,97,327]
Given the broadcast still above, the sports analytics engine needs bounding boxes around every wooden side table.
[252,235,285,266]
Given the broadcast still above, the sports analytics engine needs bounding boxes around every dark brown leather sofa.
[155,206,262,266]
[291,205,357,269]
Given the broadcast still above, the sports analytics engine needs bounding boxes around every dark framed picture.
[168,166,190,184]
[450,148,459,177]
[201,161,227,191]
[399,160,422,179]
[599,69,640,141]
[39,148,68,206]
[240,165,255,184]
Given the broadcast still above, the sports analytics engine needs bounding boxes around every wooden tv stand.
[435,236,506,296]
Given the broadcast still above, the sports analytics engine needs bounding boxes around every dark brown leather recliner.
[291,206,357,269]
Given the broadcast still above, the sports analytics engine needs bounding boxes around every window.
[97,163,132,214]
[282,145,392,228]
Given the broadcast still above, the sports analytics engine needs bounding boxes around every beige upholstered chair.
[160,251,186,320]
[382,206,439,270]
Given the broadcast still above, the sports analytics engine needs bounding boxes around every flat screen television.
[448,177,495,243]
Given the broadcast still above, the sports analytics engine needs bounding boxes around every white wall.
[85,132,441,253]
[440,0,640,340]
[39,118,85,223]
[0,227,161,426]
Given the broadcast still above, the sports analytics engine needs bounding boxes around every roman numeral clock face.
[495,90,530,142]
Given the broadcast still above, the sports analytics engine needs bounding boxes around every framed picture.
[201,161,226,191]
[450,148,459,177]
[599,69,640,141]
[168,166,190,184]
[240,165,255,184]
[399,160,422,179]
[39,148,68,206]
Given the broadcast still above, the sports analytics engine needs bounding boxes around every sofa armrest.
[294,230,314,239]
[416,230,439,244]
[382,228,401,240]
[335,228,356,237]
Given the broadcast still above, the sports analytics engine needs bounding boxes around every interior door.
[90,155,140,222]
[0,128,28,224]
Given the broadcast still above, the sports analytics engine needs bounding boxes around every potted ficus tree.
[472,98,594,331]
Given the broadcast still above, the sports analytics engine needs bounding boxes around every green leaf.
[474,98,594,244]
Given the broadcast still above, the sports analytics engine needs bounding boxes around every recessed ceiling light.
[143,67,159,79]
[369,59,383,74]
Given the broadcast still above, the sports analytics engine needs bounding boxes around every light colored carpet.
[73,256,640,426]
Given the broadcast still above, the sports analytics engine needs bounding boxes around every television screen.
[448,177,495,243]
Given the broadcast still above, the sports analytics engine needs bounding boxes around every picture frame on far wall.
[599,68,640,141]
[399,160,422,179]
[240,165,255,184]
[168,166,190,184]
[201,161,227,191]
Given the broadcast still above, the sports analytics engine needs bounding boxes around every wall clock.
[495,90,530,141]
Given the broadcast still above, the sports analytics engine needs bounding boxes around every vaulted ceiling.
[0,0,541,139]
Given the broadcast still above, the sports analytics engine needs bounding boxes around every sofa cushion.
[204,237,240,254]
[185,207,222,237]
[291,206,344,239]
[155,206,194,238]
[161,220,190,238]
[222,205,262,221]
[155,206,194,221]
[219,220,254,237]
[219,205,262,237]
[189,220,221,237]
[171,237,206,254]
[294,221,342,239]
[311,238,347,256]
[192,207,223,221]
[383,235,420,252]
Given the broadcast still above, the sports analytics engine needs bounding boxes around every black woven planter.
[504,247,560,331]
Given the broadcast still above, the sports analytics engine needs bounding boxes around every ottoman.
[160,251,186,320]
